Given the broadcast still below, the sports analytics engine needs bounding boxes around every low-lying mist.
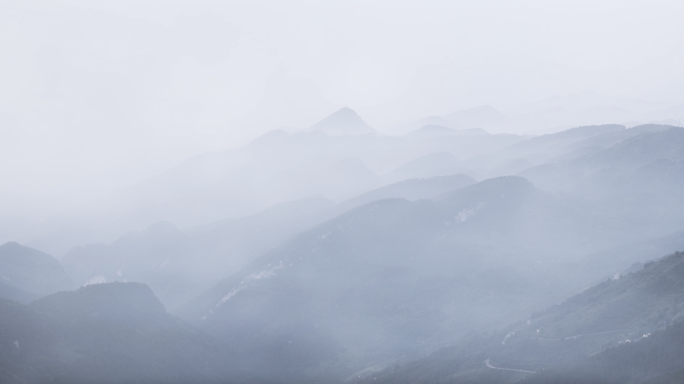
[3,1,684,383]
[4,107,684,383]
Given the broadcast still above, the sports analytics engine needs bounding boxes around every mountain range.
[3,107,684,383]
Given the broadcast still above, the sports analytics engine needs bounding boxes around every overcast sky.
[2,0,684,196]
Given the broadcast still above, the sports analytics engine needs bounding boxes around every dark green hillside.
[358,251,684,384]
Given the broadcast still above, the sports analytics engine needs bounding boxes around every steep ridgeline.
[520,126,684,239]
[61,221,203,311]
[0,282,251,384]
[0,242,73,303]
[466,124,678,180]
[177,176,646,383]
[332,174,476,217]
[61,176,476,311]
[358,251,684,384]
[27,106,528,257]
[61,197,336,311]
[306,107,377,136]
[489,124,625,166]
[572,230,684,287]
[383,152,464,183]
[521,126,684,199]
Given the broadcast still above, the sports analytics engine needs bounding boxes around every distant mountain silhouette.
[486,124,625,167]
[306,107,376,135]
[388,115,461,134]
[359,251,684,384]
[177,176,635,381]
[333,174,476,216]
[62,197,337,311]
[61,221,201,311]
[0,242,73,302]
[31,281,167,323]
[0,282,247,383]
[520,126,684,201]
[24,120,531,256]
[384,152,463,182]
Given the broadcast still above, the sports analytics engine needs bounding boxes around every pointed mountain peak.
[307,107,376,136]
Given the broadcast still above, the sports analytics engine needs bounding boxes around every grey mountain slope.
[177,176,656,381]
[61,221,201,311]
[388,115,461,134]
[306,107,376,136]
[0,281,38,304]
[61,196,335,311]
[60,176,478,313]
[383,152,463,183]
[398,132,525,165]
[520,126,684,202]
[495,124,624,159]
[188,195,335,270]
[25,124,528,257]
[359,251,684,384]
[462,124,625,178]
[520,123,678,169]
[332,174,476,217]
[0,282,252,384]
[574,230,684,285]
[0,242,73,301]
[461,124,675,181]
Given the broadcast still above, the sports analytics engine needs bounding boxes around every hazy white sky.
[2,0,684,195]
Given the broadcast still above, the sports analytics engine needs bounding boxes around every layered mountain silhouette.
[6,116,684,384]
[307,107,377,136]
[0,282,252,383]
[61,175,478,312]
[25,117,532,257]
[520,127,684,226]
[176,176,651,381]
[383,152,463,182]
[361,251,684,384]
[0,242,73,303]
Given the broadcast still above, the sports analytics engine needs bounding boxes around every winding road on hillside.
[488,327,632,373]
[484,358,537,374]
